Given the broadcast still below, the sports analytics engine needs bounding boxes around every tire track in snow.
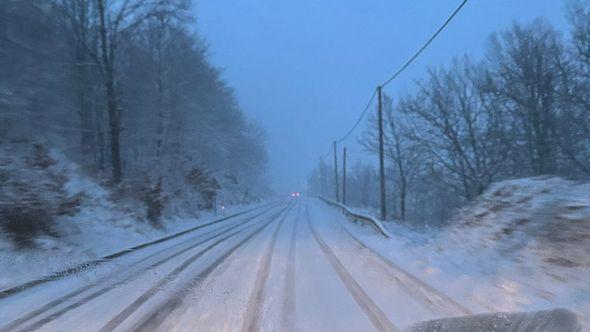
[240,201,293,332]
[305,205,400,332]
[128,203,295,332]
[1,205,280,332]
[13,205,287,332]
[336,220,472,317]
[98,205,291,332]
[0,202,276,302]
[281,203,301,332]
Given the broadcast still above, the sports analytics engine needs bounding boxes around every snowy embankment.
[0,145,258,290]
[344,176,590,327]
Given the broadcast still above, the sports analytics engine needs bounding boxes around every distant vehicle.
[290,192,301,198]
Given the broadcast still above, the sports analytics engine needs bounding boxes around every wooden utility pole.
[342,147,347,205]
[333,141,340,202]
[377,86,387,220]
[319,156,325,196]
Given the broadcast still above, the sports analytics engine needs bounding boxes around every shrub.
[0,143,76,248]
[186,167,220,210]
[143,177,166,228]
[1,207,56,249]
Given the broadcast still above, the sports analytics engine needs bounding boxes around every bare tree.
[94,0,188,183]
[360,94,424,220]
[54,0,103,172]
[558,0,590,176]
[484,19,566,175]
[403,58,508,201]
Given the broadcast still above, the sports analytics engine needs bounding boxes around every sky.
[194,0,570,194]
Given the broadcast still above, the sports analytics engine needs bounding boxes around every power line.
[328,0,469,149]
[346,148,373,156]
[381,0,469,88]
[336,90,377,143]
[322,146,332,160]
[321,0,469,174]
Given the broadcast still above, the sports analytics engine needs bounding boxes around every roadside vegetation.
[309,1,590,227]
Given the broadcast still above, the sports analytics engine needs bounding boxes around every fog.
[196,0,568,193]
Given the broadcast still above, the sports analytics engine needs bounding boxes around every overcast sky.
[194,0,570,193]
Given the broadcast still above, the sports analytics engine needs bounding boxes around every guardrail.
[318,196,391,238]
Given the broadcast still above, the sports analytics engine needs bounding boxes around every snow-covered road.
[0,198,471,332]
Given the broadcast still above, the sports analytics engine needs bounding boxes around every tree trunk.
[62,0,96,173]
[97,0,122,183]
[106,80,122,183]
[400,179,406,220]
[76,51,95,172]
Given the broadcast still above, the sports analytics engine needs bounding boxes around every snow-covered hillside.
[447,176,590,289]
[0,144,250,289]
[350,176,590,328]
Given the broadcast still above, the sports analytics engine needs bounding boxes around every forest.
[309,3,590,226]
[0,0,268,244]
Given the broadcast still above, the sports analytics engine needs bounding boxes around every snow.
[0,203,282,331]
[0,148,267,291]
[319,197,392,238]
[2,175,588,330]
[1,194,586,331]
[338,176,590,329]
[153,215,279,331]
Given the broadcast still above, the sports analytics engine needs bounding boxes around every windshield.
[0,1,587,331]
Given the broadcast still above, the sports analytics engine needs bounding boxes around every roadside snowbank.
[0,145,259,289]
[344,176,590,327]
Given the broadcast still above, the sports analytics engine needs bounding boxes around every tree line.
[1,0,269,221]
[309,2,590,226]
